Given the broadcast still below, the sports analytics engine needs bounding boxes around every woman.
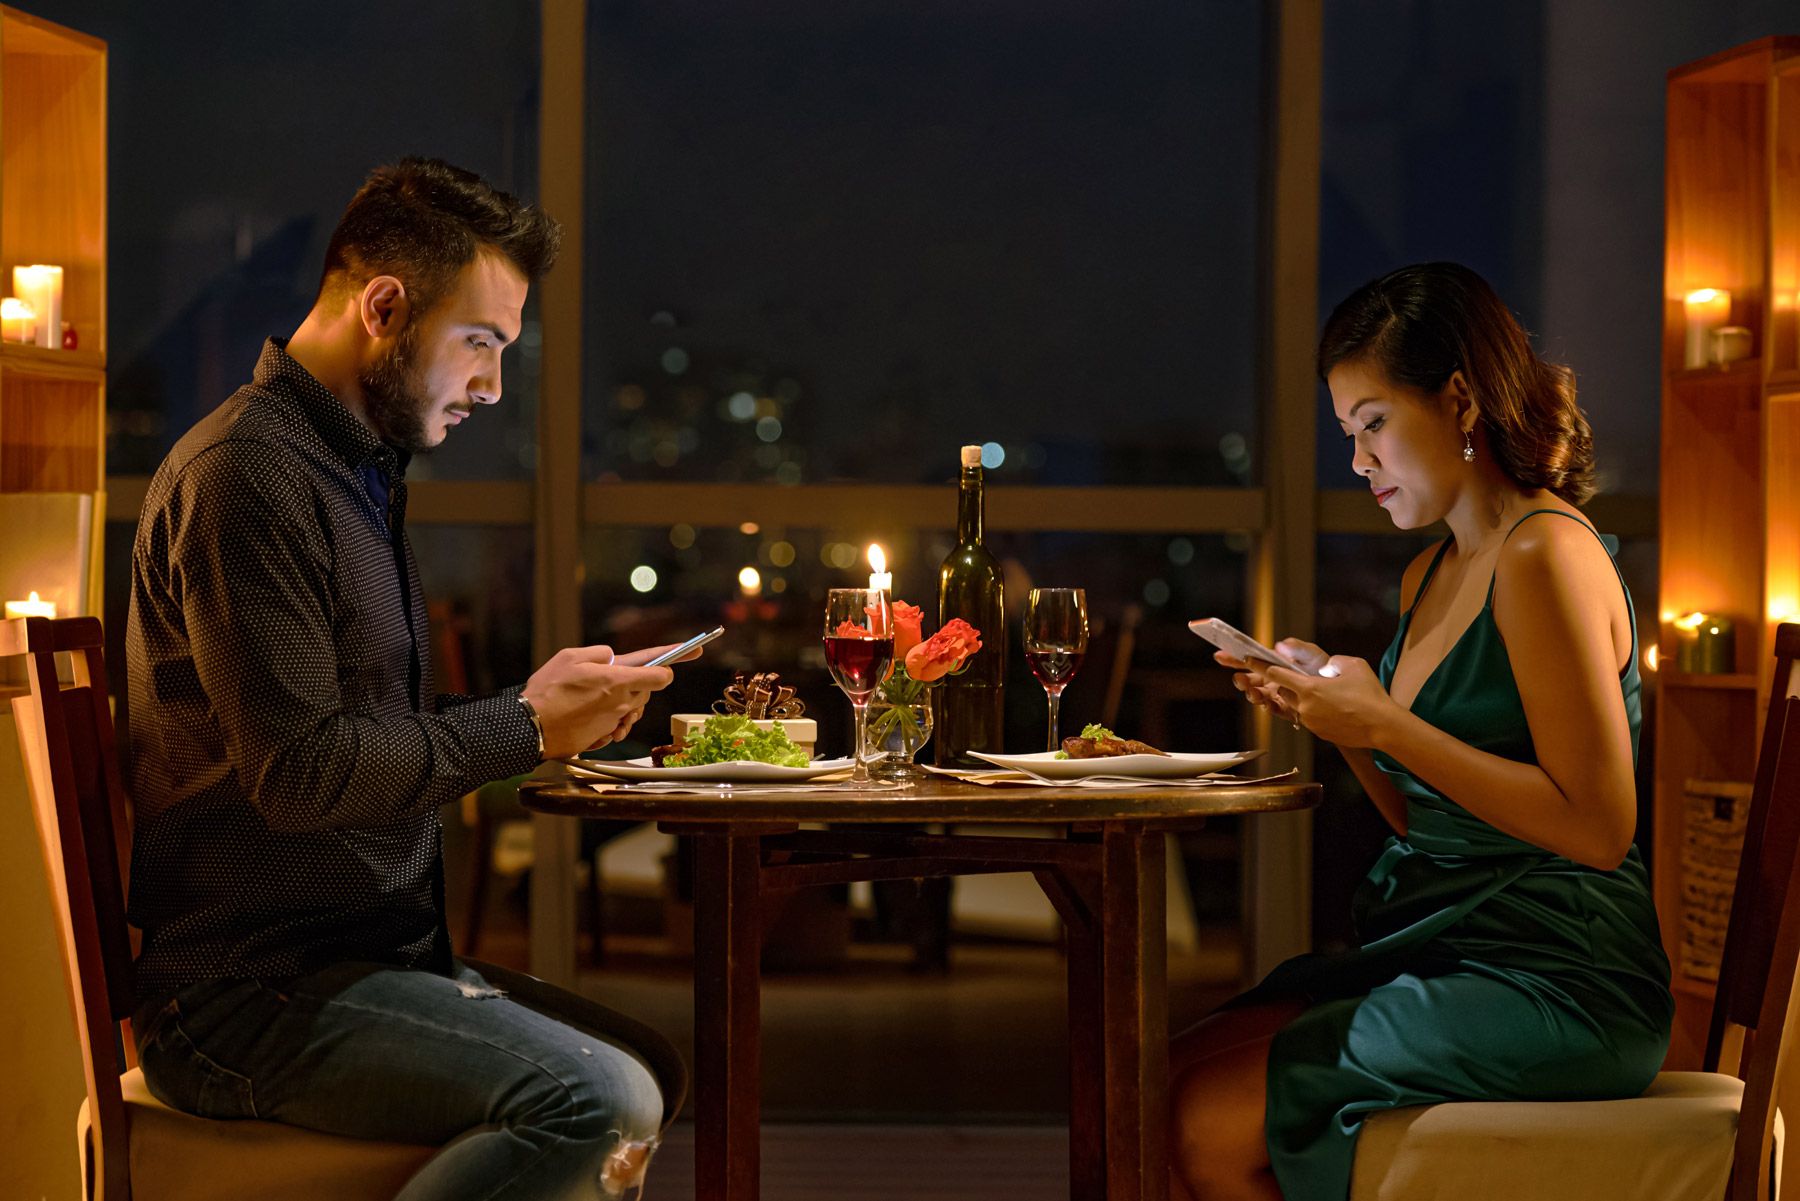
[1169,262,1672,1201]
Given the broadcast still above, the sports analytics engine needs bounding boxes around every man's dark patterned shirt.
[125,338,539,1002]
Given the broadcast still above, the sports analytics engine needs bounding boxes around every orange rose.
[886,601,925,679]
[905,618,982,683]
[834,619,874,640]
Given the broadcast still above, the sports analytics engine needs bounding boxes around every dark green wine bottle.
[935,444,1006,765]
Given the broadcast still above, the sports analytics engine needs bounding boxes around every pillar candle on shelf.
[1683,289,1731,368]
[4,591,57,619]
[0,297,35,344]
[12,264,62,350]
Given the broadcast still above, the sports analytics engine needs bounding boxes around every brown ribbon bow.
[713,671,806,720]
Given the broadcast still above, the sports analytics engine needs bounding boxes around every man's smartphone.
[1187,618,1320,676]
[644,626,725,668]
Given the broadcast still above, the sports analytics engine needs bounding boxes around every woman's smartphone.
[644,626,725,667]
[1187,618,1320,676]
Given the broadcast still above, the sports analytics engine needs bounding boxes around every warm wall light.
[1683,289,1732,368]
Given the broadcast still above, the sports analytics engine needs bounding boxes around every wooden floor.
[649,1123,1071,1200]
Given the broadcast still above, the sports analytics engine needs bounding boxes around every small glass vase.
[867,698,933,784]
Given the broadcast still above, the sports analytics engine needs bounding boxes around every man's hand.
[520,645,674,759]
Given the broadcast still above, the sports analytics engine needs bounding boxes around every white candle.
[12,265,62,350]
[4,590,57,619]
[867,543,892,595]
[1683,288,1731,368]
[0,297,34,344]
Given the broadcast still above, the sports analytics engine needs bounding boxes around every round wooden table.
[521,771,1320,1201]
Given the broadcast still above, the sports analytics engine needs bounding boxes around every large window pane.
[76,1,542,483]
[587,3,1265,487]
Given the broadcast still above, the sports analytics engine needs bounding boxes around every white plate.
[560,755,855,783]
[968,749,1260,780]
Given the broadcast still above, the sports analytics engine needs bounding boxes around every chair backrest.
[1706,621,1800,1200]
[5,615,135,1201]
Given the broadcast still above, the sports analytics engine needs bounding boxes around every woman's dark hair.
[318,157,561,316]
[1317,262,1596,505]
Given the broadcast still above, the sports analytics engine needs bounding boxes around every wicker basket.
[1679,777,1752,982]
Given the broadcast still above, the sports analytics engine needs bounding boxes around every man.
[126,158,688,1199]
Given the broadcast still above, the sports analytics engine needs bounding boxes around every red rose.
[905,618,982,683]
[885,601,925,679]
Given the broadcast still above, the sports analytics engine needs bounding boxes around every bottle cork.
[960,444,982,468]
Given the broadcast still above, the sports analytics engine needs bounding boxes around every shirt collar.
[254,337,410,479]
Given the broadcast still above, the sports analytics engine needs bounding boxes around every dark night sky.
[586,2,1264,487]
[24,0,1799,494]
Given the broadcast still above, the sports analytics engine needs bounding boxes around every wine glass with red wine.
[1024,588,1089,752]
[823,588,894,785]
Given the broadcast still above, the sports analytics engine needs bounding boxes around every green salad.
[664,715,810,768]
[1054,723,1118,760]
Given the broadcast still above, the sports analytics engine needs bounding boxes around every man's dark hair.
[318,157,561,315]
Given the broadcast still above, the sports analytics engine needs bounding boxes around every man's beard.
[356,324,434,452]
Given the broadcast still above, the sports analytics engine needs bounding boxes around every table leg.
[1099,825,1169,1201]
[1056,873,1107,1201]
[692,832,763,1201]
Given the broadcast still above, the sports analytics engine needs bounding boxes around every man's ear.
[358,275,411,341]
[1445,369,1479,433]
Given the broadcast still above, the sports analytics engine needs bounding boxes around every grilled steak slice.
[1061,735,1167,758]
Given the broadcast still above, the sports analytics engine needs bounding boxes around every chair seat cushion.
[79,1068,437,1201]
[1349,1071,1761,1201]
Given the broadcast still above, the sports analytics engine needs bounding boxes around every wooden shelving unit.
[1655,35,1800,1068]
[0,7,106,626]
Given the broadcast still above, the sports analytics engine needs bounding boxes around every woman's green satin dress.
[1250,510,1673,1200]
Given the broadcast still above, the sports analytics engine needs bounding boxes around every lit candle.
[1683,289,1731,368]
[4,590,57,619]
[1,297,35,344]
[737,565,763,596]
[12,265,62,350]
[867,543,892,595]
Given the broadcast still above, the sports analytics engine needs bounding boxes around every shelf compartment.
[0,368,101,491]
[1,10,106,357]
[1664,72,1768,376]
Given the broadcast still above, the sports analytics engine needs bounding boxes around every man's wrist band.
[517,694,547,760]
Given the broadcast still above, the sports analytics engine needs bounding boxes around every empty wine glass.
[1023,587,1089,752]
[822,588,894,785]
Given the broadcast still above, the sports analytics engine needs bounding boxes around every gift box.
[670,714,817,756]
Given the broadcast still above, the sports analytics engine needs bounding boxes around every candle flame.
[28,591,41,603]
[1674,611,1708,631]
[867,543,887,574]
[1645,645,1659,673]
[1685,288,1725,305]
[738,565,762,595]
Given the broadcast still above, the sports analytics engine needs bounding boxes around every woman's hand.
[1260,656,1397,749]
[1216,637,1327,723]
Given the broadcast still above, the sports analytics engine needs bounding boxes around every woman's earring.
[1462,430,1475,463]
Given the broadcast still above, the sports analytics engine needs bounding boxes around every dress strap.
[1485,509,1636,666]
[1405,538,1455,619]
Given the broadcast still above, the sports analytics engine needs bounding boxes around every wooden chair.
[6,615,685,1201]
[1348,622,1800,1201]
